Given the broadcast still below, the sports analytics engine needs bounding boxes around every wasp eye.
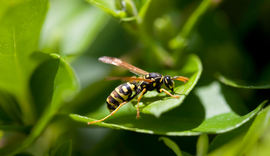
[164,75,174,92]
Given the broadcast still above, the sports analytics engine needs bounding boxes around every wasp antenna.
[105,77,122,81]
[172,76,189,83]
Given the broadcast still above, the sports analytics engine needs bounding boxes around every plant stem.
[170,0,212,61]
[181,0,212,39]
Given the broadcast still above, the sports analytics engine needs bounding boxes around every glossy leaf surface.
[39,0,109,56]
[0,0,48,124]
[5,53,79,155]
[70,94,265,136]
[208,104,270,156]
[216,73,270,89]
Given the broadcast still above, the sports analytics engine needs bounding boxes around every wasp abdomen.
[106,82,137,112]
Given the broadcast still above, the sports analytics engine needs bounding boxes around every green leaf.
[197,133,209,156]
[238,103,270,155]
[49,54,79,112]
[70,83,265,136]
[191,82,265,133]
[39,0,109,56]
[159,137,182,156]
[136,54,202,117]
[0,0,48,124]
[8,54,79,155]
[30,53,60,117]
[50,140,72,156]
[137,0,152,20]
[86,0,119,17]
[208,115,254,153]
[216,73,270,89]
[208,103,270,156]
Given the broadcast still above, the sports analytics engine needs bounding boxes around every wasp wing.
[99,56,148,76]
[106,77,152,82]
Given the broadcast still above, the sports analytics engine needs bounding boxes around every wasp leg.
[88,91,138,125]
[159,88,180,98]
[136,88,147,119]
[87,101,128,124]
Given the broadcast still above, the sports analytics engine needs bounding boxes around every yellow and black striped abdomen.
[106,82,137,112]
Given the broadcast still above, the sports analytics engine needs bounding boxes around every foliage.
[0,0,269,155]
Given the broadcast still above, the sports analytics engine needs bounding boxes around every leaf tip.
[50,53,61,59]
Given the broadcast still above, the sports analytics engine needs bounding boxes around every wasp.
[87,56,189,124]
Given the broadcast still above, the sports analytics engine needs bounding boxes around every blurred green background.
[0,0,270,155]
